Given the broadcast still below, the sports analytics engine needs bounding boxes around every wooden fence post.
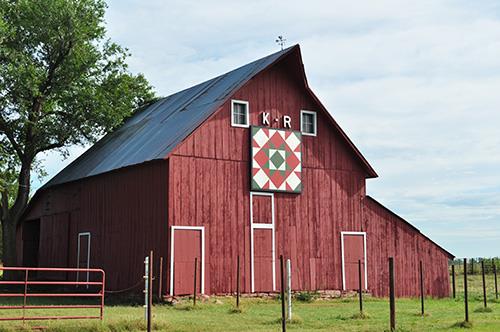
[158,257,163,300]
[451,264,456,299]
[420,261,424,316]
[358,259,363,313]
[464,258,469,323]
[389,257,395,331]
[481,260,487,308]
[471,258,474,275]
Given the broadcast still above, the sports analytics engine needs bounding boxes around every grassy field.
[0,274,498,331]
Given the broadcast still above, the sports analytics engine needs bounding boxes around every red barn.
[19,45,453,297]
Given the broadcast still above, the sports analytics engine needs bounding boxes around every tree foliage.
[0,0,155,266]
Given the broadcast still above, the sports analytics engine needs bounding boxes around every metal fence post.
[389,257,395,331]
[287,259,292,321]
[464,258,469,322]
[451,264,456,299]
[280,255,286,332]
[148,250,153,332]
[494,263,498,300]
[358,259,363,313]
[420,261,424,316]
[236,255,240,308]
[193,257,198,307]
[144,256,149,321]
[481,260,487,308]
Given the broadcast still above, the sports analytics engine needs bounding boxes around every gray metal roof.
[43,45,298,188]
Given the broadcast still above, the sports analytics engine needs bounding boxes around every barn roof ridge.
[39,44,375,190]
[365,195,455,258]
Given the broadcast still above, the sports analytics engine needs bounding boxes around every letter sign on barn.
[19,45,453,298]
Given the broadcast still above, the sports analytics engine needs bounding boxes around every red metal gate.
[0,266,105,322]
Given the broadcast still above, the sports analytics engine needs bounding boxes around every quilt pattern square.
[251,126,302,193]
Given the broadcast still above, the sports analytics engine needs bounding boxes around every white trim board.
[340,231,367,290]
[169,226,205,296]
[76,232,91,287]
[249,191,276,293]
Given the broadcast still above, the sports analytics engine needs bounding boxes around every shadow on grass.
[474,306,493,313]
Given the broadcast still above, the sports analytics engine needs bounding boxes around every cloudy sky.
[34,0,500,257]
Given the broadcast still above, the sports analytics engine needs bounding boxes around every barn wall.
[169,60,368,294]
[363,197,451,297]
[22,161,169,291]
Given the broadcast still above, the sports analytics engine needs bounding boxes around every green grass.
[0,274,498,331]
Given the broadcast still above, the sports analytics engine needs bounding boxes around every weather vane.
[275,35,286,50]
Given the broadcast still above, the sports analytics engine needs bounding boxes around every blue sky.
[33,0,500,258]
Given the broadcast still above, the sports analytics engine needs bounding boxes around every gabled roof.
[365,196,454,258]
[42,44,376,189]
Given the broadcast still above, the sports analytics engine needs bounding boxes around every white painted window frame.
[169,226,205,296]
[76,232,91,287]
[231,99,250,128]
[340,231,368,290]
[249,192,276,293]
[300,110,317,136]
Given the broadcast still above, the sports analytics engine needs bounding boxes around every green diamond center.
[270,150,285,168]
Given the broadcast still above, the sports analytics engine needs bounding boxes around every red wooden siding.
[22,161,169,291]
[363,197,451,297]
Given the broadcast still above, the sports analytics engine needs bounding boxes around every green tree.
[0,0,155,268]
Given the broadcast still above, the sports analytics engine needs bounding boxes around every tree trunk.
[1,219,17,267]
[1,160,31,276]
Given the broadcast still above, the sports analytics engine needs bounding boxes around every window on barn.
[301,110,317,136]
[231,100,249,128]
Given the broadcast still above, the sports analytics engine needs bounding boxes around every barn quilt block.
[251,126,302,193]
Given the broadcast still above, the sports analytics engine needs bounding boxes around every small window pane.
[232,102,248,126]
[301,112,316,135]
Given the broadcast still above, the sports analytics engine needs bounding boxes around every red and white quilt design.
[251,126,302,193]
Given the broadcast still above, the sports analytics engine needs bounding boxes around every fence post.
[420,261,424,316]
[389,257,395,331]
[471,258,474,275]
[148,250,153,332]
[451,264,456,298]
[193,257,198,307]
[287,259,292,321]
[158,257,163,300]
[23,269,28,323]
[280,255,286,332]
[144,256,149,321]
[236,255,240,308]
[358,259,363,314]
[481,260,487,308]
[464,258,469,323]
[494,263,498,300]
